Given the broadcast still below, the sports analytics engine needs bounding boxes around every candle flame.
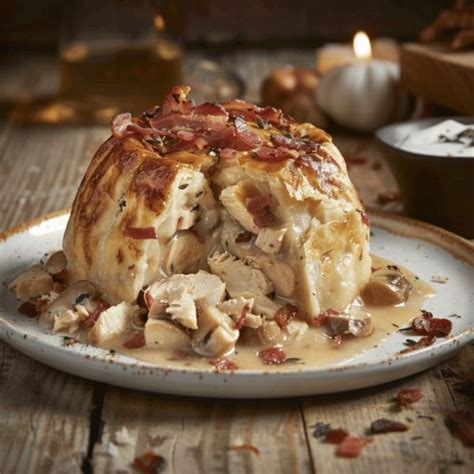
[353,31,372,60]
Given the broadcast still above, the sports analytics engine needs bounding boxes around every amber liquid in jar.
[59,38,183,122]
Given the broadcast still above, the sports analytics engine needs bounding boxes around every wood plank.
[92,388,312,474]
[0,342,94,474]
[401,42,474,114]
[302,347,474,474]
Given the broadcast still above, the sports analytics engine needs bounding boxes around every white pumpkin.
[317,60,409,132]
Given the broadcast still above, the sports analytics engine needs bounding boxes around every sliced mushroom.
[192,305,239,356]
[327,308,373,337]
[41,280,97,325]
[8,265,54,300]
[144,318,191,350]
[44,251,67,276]
[362,268,412,305]
[243,320,286,347]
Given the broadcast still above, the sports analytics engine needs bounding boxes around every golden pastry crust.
[64,86,370,317]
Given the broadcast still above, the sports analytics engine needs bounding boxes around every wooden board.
[400,42,474,115]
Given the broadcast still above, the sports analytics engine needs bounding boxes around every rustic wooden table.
[0,50,472,474]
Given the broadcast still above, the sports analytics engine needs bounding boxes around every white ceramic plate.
[1,210,473,398]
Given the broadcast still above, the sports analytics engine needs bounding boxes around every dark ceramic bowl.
[375,117,474,238]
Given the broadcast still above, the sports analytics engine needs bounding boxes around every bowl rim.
[375,116,474,162]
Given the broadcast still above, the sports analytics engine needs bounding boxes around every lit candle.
[317,32,408,132]
[315,34,399,75]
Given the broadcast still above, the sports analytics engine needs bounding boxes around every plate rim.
[0,208,473,379]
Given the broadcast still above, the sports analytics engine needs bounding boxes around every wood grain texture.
[92,389,312,474]
[401,42,474,114]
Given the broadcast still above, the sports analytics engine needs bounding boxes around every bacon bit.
[395,389,423,408]
[228,444,261,456]
[235,231,253,243]
[194,102,227,116]
[330,335,343,348]
[358,210,370,226]
[210,357,240,372]
[274,303,298,328]
[234,304,251,330]
[233,116,262,150]
[253,146,294,162]
[313,309,339,327]
[370,419,409,434]
[258,347,287,365]
[221,99,286,127]
[377,191,400,205]
[245,194,275,228]
[111,112,134,138]
[159,85,193,116]
[400,335,436,353]
[446,411,474,447]
[123,331,146,349]
[133,451,166,474]
[270,134,318,153]
[336,436,370,458]
[18,301,38,318]
[411,310,452,337]
[325,428,349,444]
[220,147,237,160]
[124,226,156,240]
[82,301,109,328]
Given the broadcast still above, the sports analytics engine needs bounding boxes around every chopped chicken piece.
[208,252,273,298]
[217,297,262,329]
[146,271,226,329]
[89,302,135,345]
[165,292,197,329]
[285,319,308,343]
[53,304,89,334]
[255,227,287,254]
[144,319,191,350]
[246,256,295,298]
[253,295,281,318]
[192,305,239,356]
[163,231,203,274]
[220,183,260,234]
[8,265,54,300]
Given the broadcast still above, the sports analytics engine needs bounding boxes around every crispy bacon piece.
[150,113,228,133]
[253,146,294,163]
[82,300,109,329]
[232,116,262,150]
[124,226,157,240]
[234,303,251,330]
[34,298,49,314]
[133,451,166,474]
[18,301,38,318]
[400,335,436,353]
[314,309,339,327]
[245,194,275,228]
[411,310,452,337]
[270,134,319,153]
[221,99,286,127]
[210,357,240,371]
[274,303,298,328]
[194,102,227,116]
[220,147,237,160]
[336,437,369,458]
[370,419,409,434]
[258,347,287,365]
[123,331,146,349]
[395,388,423,408]
[446,410,474,447]
[159,85,194,116]
[325,429,349,444]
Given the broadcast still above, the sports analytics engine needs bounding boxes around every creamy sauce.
[110,256,434,371]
